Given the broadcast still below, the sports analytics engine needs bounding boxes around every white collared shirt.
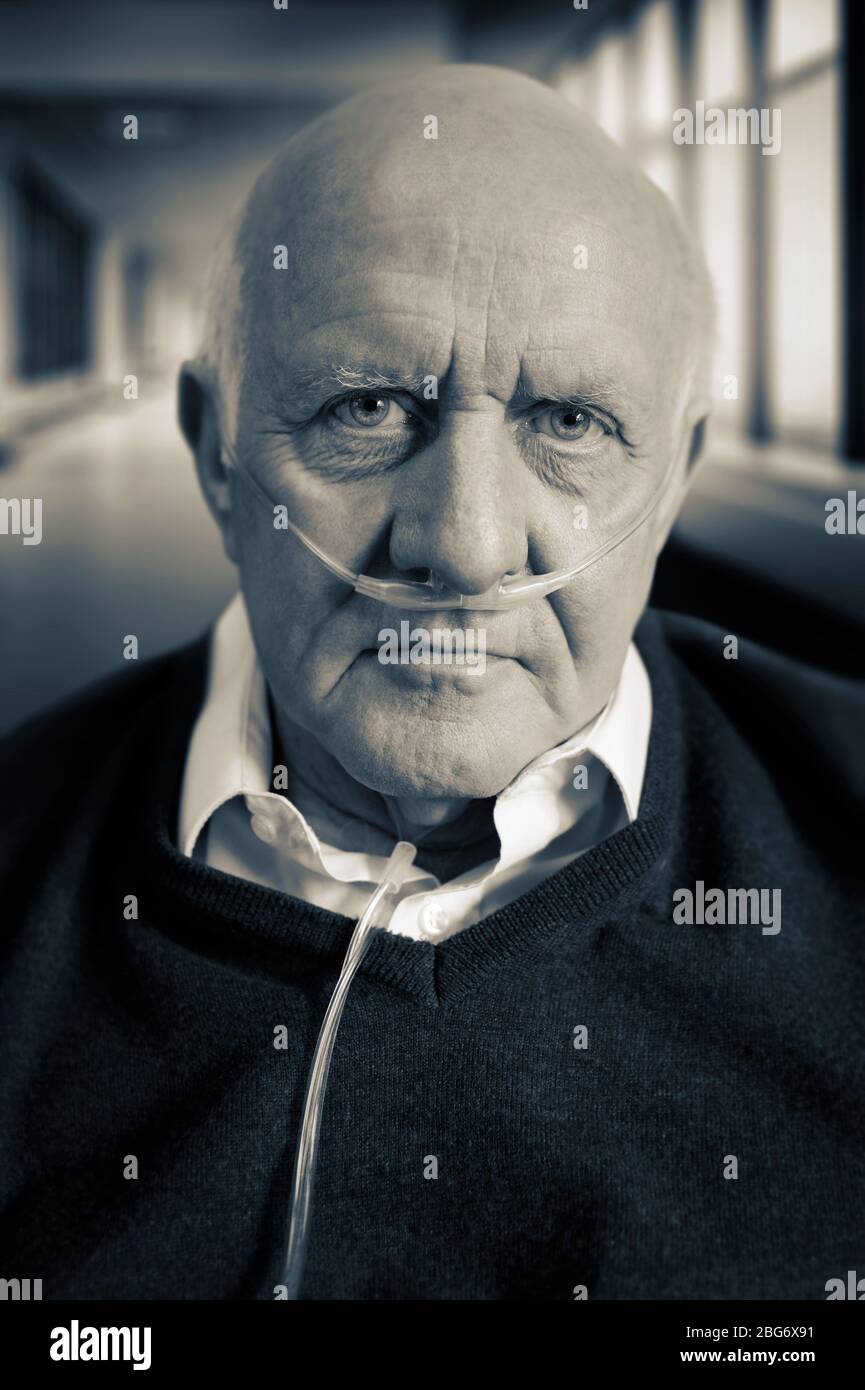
[178,592,652,943]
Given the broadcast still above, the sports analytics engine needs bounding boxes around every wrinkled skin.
[180,65,711,845]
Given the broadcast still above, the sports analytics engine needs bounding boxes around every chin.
[296,648,564,800]
[322,696,530,803]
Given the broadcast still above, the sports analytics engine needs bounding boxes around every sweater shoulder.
[648,606,864,705]
[641,607,865,792]
[0,638,208,798]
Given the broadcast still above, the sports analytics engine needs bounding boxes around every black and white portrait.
[0,0,863,1331]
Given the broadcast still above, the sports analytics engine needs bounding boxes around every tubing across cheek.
[221,442,677,610]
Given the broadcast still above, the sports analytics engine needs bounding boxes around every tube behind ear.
[177,363,205,450]
[686,416,707,474]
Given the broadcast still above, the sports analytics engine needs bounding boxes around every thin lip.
[358,650,519,678]
[360,647,509,660]
[363,609,521,658]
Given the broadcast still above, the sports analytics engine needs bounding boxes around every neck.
[269,694,496,857]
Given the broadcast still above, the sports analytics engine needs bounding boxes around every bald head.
[197,64,714,439]
[181,63,716,815]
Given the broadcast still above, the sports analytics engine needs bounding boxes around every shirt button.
[251,814,278,844]
[422,903,448,935]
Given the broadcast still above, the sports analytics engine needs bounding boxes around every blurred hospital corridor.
[0,388,235,733]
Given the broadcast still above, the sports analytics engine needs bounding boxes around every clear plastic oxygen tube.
[279,840,417,1300]
[221,441,681,612]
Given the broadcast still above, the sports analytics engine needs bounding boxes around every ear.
[177,362,239,565]
[651,413,710,559]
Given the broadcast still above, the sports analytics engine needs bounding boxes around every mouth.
[359,647,508,663]
[357,650,516,692]
[366,611,519,655]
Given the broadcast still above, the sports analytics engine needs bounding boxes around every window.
[551,0,844,453]
[633,0,682,211]
[765,0,841,445]
[12,164,93,379]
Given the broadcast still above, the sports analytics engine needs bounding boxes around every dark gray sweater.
[1,609,863,1300]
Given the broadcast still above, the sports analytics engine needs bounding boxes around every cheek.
[234,515,348,709]
[556,528,656,683]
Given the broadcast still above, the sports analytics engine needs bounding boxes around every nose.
[387,405,528,597]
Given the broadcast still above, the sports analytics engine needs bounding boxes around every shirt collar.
[178,590,651,860]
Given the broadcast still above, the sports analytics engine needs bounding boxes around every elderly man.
[1,66,863,1303]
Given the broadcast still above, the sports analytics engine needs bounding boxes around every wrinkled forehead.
[236,117,697,416]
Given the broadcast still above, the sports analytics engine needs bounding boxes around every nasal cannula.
[221,441,681,612]
[279,840,417,1300]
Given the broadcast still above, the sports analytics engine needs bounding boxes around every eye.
[531,404,612,446]
[331,392,412,429]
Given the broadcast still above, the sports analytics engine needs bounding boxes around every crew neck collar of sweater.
[140,609,683,1007]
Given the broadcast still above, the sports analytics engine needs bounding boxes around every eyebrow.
[289,360,643,426]
[291,363,432,401]
[510,381,628,412]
